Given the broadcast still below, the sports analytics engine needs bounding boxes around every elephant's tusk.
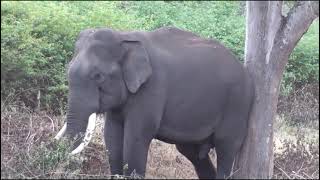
[70,113,97,155]
[54,123,67,140]
[70,142,86,155]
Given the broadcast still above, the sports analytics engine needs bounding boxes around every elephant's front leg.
[122,117,155,177]
[104,112,124,176]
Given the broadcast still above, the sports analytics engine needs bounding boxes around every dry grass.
[273,84,319,179]
[1,84,319,179]
[0,102,199,179]
[277,84,319,127]
[273,115,319,179]
[1,103,109,179]
[273,136,319,179]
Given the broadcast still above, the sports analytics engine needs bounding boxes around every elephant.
[55,26,255,179]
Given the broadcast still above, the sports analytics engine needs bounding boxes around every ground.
[1,86,319,179]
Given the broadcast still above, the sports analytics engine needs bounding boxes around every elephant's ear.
[120,35,152,93]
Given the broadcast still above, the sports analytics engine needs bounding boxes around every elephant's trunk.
[54,113,96,155]
[54,87,99,155]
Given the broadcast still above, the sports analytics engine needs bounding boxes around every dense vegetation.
[1,1,319,114]
[1,2,318,179]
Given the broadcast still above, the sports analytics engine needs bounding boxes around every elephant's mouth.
[97,102,108,114]
[54,113,97,155]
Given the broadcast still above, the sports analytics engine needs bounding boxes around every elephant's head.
[55,28,152,154]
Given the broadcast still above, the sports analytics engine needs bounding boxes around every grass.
[272,84,319,179]
[1,84,319,179]
[0,100,198,179]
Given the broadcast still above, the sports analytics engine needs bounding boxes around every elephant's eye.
[91,72,104,83]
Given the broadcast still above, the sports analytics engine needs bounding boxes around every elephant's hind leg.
[213,83,251,179]
[176,144,216,179]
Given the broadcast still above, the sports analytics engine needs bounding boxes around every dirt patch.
[1,100,319,179]
[277,84,319,126]
[0,104,199,179]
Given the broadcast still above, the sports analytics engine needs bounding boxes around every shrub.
[1,1,318,113]
[0,101,111,179]
[124,1,318,95]
[1,1,139,114]
[280,20,319,96]
[126,1,245,61]
[273,135,319,179]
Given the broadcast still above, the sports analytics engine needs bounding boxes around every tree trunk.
[234,1,319,179]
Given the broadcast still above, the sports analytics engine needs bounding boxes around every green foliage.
[126,1,245,61]
[281,20,319,95]
[8,137,85,178]
[1,1,139,113]
[125,1,318,95]
[34,140,72,173]
[1,1,318,113]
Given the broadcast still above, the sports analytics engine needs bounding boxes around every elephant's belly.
[156,111,222,144]
[157,86,225,144]
[154,57,228,144]
[156,125,214,144]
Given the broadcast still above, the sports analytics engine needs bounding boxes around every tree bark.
[233,1,319,179]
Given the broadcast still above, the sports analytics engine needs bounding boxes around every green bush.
[281,20,319,95]
[1,1,139,113]
[125,1,245,61]
[1,1,318,113]
[125,1,318,95]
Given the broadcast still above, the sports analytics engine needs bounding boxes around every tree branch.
[265,1,283,65]
[275,1,319,53]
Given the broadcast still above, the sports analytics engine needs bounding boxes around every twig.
[275,162,291,179]
[311,169,319,178]
[5,165,27,178]
[296,160,305,174]
[33,171,113,178]
[37,90,41,112]
[302,172,313,179]
[25,116,33,142]
[291,172,305,179]
[7,125,11,140]
[2,87,44,110]
[33,133,42,143]
[227,167,240,179]
[23,163,37,178]
[43,114,55,132]
[27,133,36,155]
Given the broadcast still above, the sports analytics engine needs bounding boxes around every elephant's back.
[147,27,243,74]
[146,27,245,86]
[143,27,248,143]
[149,27,226,55]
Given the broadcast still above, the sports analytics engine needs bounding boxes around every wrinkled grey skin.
[66,27,254,179]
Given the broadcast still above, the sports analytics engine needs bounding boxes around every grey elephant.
[55,26,255,179]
